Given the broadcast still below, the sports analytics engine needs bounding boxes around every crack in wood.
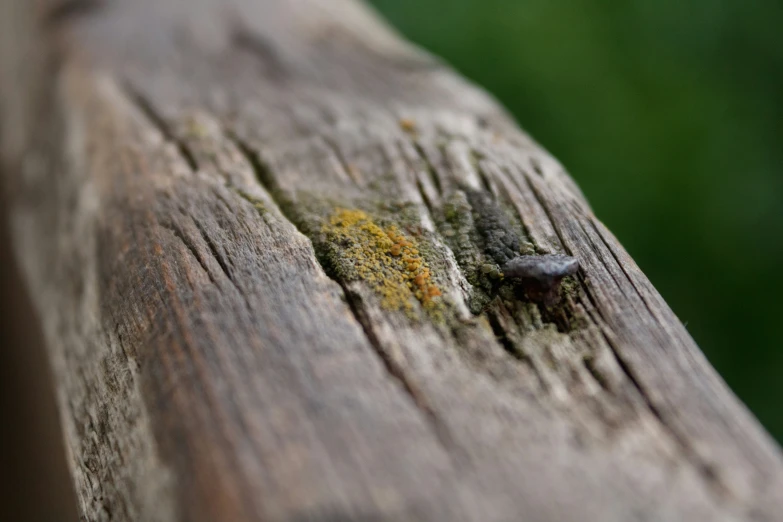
[581,353,612,394]
[44,0,104,27]
[600,325,731,498]
[414,173,436,216]
[320,135,358,185]
[190,216,235,285]
[120,82,199,172]
[484,304,544,388]
[587,217,663,326]
[340,285,463,464]
[570,216,635,305]
[188,192,259,320]
[231,28,288,83]
[224,131,462,459]
[519,173,568,254]
[489,164,539,250]
[529,157,545,177]
[487,309,518,357]
[403,140,601,403]
[525,172,731,498]
[158,222,219,287]
[412,141,444,197]
[470,151,496,196]
[120,85,267,331]
[573,216,734,497]
[394,141,437,216]
[223,131,280,200]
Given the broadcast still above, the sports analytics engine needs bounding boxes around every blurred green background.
[370,0,783,441]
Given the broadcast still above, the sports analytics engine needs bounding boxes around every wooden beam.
[2,0,781,520]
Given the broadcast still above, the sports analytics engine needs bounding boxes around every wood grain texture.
[2,0,782,521]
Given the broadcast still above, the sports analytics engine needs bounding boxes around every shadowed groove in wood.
[120,82,198,171]
[472,153,495,196]
[484,302,541,381]
[411,166,436,215]
[411,140,444,196]
[393,113,749,499]
[191,216,241,289]
[222,128,462,459]
[44,0,104,27]
[158,222,220,287]
[118,81,257,308]
[339,285,464,464]
[529,174,737,496]
[119,75,472,475]
[220,100,734,500]
[230,28,289,83]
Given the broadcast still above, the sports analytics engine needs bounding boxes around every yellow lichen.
[399,118,417,134]
[322,208,443,317]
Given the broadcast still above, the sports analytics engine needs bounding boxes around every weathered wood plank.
[2,0,782,521]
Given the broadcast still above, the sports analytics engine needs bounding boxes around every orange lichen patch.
[399,118,417,134]
[322,208,443,316]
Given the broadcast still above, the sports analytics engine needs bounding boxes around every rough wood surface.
[2,0,782,521]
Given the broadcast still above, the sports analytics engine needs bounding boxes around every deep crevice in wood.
[121,82,261,308]
[190,216,235,285]
[576,220,731,497]
[231,28,288,82]
[120,82,199,172]
[414,173,436,216]
[223,132,280,202]
[412,141,443,196]
[320,136,357,185]
[588,217,660,325]
[396,143,437,218]
[44,0,104,27]
[571,216,635,304]
[604,327,730,498]
[471,152,495,196]
[493,165,539,252]
[486,304,535,369]
[529,157,544,177]
[340,286,463,464]
[519,173,567,254]
[122,85,263,325]
[581,354,612,394]
[486,313,515,358]
[522,170,731,497]
[158,222,219,287]
[225,130,463,463]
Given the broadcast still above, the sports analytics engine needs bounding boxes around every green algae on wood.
[438,191,501,313]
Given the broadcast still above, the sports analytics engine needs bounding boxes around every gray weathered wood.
[2,0,782,520]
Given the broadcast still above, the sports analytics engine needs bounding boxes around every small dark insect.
[503,254,579,305]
